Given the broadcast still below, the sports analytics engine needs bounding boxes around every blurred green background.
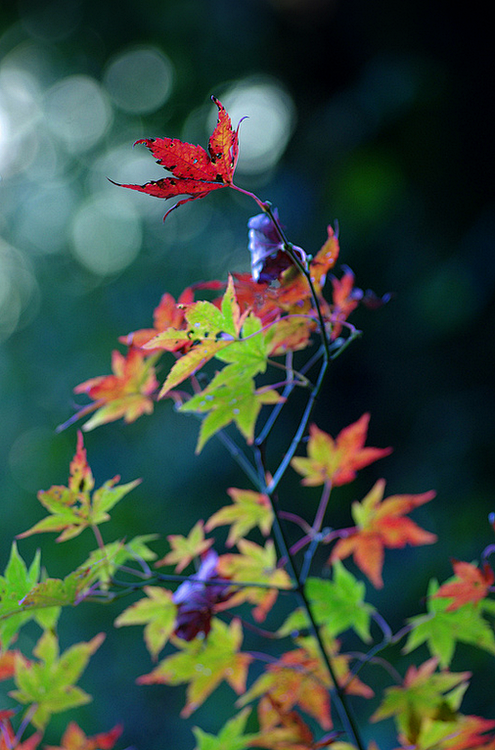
[1,0,494,748]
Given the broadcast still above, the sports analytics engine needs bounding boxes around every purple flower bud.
[248,209,292,284]
[172,550,232,641]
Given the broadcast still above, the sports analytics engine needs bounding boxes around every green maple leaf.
[80,535,158,588]
[205,487,274,547]
[156,520,213,572]
[192,707,257,750]
[152,278,278,452]
[181,370,282,453]
[371,657,470,744]
[25,476,140,542]
[10,629,104,729]
[403,578,495,668]
[114,586,177,660]
[0,543,45,647]
[16,567,96,611]
[151,276,246,398]
[17,476,141,542]
[137,617,251,717]
[214,312,270,377]
[17,432,141,542]
[277,562,375,643]
[217,539,292,622]
[307,562,376,642]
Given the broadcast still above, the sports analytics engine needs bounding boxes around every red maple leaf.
[435,560,495,611]
[330,479,437,588]
[114,97,243,219]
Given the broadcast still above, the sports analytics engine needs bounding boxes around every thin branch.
[277,510,313,535]
[266,356,328,495]
[215,428,260,486]
[313,481,332,535]
[255,351,295,446]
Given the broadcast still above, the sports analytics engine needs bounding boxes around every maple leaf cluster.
[3,97,495,750]
[61,97,388,445]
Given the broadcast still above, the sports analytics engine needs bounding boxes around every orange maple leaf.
[239,636,373,735]
[330,479,437,588]
[251,696,342,750]
[434,560,495,611]
[436,714,495,750]
[291,413,392,487]
[0,651,17,681]
[67,347,159,431]
[329,266,361,340]
[115,97,243,220]
[68,430,94,493]
[0,712,42,750]
[44,722,123,750]
[232,224,340,328]
[238,644,333,730]
[119,286,194,353]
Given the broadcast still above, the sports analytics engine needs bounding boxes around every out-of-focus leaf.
[10,630,104,730]
[371,657,471,745]
[404,578,495,667]
[44,721,123,750]
[205,487,273,547]
[434,560,495,611]
[330,479,436,588]
[155,520,213,572]
[277,563,375,643]
[217,540,292,622]
[291,414,392,488]
[192,707,256,750]
[114,586,177,660]
[137,617,251,718]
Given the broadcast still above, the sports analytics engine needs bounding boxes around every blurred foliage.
[1,0,494,747]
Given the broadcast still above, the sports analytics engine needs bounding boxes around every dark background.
[1,1,494,748]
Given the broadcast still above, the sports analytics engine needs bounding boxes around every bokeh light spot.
[44,75,112,153]
[0,239,39,341]
[16,184,77,255]
[215,79,296,175]
[71,192,142,276]
[103,47,174,114]
[0,66,42,178]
